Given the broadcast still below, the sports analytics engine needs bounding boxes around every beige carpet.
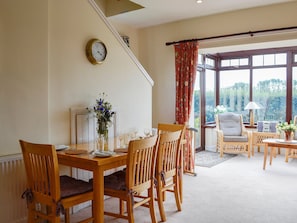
[69,151,297,223]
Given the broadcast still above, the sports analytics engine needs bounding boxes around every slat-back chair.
[157,123,186,203]
[103,135,158,223]
[155,130,182,222]
[19,140,93,223]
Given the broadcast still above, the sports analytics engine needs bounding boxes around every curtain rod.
[165,26,297,46]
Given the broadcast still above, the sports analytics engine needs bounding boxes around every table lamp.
[244,101,261,127]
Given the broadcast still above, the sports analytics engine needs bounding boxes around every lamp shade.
[244,101,261,110]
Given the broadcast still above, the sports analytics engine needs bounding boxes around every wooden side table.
[252,131,280,156]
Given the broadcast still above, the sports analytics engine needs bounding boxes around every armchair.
[216,112,251,158]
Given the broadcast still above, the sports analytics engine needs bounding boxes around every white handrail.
[88,0,154,86]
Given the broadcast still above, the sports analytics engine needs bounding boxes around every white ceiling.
[108,0,294,28]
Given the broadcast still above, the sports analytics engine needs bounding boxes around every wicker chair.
[19,140,93,223]
[215,112,251,158]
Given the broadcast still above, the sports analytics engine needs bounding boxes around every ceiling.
[107,0,294,28]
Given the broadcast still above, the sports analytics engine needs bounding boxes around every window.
[219,70,249,121]
[253,68,286,121]
[193,46,297,151]
[196,46,297,126]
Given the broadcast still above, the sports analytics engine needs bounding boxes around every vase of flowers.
[87,93,115,151]
[276,121,297,141]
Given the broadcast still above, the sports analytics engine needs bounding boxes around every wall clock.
[85,38,107,65]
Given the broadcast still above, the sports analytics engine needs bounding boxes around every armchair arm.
[216,129,224,142]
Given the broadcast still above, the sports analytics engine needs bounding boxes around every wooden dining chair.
[157,123,186,203]
[103,135,158,223]
[19,140,94,223]
[155,130,183,222]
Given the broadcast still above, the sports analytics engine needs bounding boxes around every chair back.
[158,123,186,149]
[20,140,61,207]
[158,123,186,138]
[126,135,158,195]
[156,130,182,180]
[216,112,244,136]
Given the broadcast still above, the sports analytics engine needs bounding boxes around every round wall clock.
[85,38,107,65]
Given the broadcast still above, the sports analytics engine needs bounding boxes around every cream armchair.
[216,112,251,158]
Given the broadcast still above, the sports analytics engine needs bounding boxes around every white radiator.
[0,154,27,223]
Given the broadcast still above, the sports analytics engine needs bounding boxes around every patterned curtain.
[174,41,199,173]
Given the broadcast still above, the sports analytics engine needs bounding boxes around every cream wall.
[0,0,49,155]
[0,0,153,156]
[137,1,297,127]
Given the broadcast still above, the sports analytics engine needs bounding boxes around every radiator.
[0,154,27,223]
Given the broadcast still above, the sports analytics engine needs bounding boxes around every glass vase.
[284,131,293,141]
[96,134,105,152]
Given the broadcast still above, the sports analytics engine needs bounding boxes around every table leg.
[93,168,105,223]
[263,144,268,170]
[285,149,289,162]
[270,147,274,165]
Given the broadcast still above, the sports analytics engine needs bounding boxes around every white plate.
[276,139,297,144]
[55,145,69,151]
[93,151,115,157]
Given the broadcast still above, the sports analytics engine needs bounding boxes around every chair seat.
[60,175,93,198]
[89,170,126,191]
[104,170,126,190]
[223,135,248,142]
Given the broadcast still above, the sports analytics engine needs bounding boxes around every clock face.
[86,39,107,64]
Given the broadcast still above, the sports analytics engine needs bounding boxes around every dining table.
[57,143,127,223]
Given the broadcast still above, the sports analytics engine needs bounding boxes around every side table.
[252,131,280,156]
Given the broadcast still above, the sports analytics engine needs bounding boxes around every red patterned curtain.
[174,41,199,173]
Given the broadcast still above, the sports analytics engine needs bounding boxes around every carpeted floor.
[67,152,297,223]
[195,150,237,167]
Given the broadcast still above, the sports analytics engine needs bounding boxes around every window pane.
[221,59,229,67]
[240,58,249,66]
[294,54,297,63]
[275,53,286,65]
[230,59,239,67]
[253,68,286,122]
[205,69,215,122]
[198,54,203,65]
[219,70,249,121]
[293,67,297,119]
[205,58,214,67]
[193,71,201,148]
[253,55,263,66]
[263,54,274,66]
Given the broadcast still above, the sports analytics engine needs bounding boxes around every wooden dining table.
[57,143,127,223]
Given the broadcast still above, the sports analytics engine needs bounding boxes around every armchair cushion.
[223,135,248,142]
[218,113,242,136]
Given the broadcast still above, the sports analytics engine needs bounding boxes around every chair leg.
[156,183,166,222]
[220,148,223,157]
[120,199,125,215]
[178,167,183,203]
[248,146,251,158]
[27,204,35,223]
[148,188,157,223]
[173,177,182,211]
[126,194,134,223]
[64,208,70,223]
